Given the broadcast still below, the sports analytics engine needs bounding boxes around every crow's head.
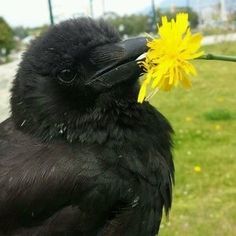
[11,18,147,142]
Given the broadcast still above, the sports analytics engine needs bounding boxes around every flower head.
[138,13,204,103]
[194,165,202,173]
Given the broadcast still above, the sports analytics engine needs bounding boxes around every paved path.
[0,32,236,122]
[202,32,236,45]
[0,59,20,122]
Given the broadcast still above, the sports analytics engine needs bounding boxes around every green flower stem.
[198,54,236,62]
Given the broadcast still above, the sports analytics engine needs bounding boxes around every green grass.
[204,109,234,121]
[150,42,236,236]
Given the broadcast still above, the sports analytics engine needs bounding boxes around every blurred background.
[0,0,235,235]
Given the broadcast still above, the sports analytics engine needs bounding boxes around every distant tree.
[229,11,236,22]
[105,13,150,37]
[0,17,14,56]
[13,26,29,39]
[104,7,199,38]
[28,24,50,36]
[103,11,119,20]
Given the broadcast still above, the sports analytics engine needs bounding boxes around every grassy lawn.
[151,42,236,236]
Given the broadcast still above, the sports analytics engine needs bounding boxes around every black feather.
[0,17,174,235]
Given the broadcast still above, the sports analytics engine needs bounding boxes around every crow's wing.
[0,118,110,233]
[0,111,173,236]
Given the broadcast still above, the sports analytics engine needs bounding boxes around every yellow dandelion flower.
[185,116,193,122]
[194,165,202,173]
[138,13,204,103]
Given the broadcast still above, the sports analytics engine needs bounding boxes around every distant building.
[159,0,236,28]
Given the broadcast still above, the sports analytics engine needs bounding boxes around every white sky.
[0,0,164,27]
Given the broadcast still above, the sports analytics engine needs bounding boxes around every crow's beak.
[86,37,147,91]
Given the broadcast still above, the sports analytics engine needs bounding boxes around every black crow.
[0,18,174,235]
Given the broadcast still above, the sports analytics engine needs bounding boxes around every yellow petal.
[181,76,192,88]
[137,82,147,103]
[176,13,189,35]
[138,12,202,101]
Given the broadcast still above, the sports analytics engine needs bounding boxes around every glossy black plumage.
[0,18,174,235]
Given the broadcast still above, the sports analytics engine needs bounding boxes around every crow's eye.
[57,69,77,84]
